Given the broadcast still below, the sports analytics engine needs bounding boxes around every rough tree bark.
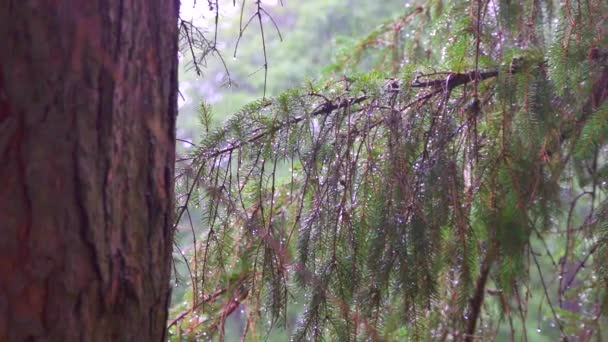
[0,0,178,340]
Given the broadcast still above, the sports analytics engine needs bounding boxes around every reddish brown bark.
[0,0,178,340]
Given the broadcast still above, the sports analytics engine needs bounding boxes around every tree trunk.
[0,0,178,340]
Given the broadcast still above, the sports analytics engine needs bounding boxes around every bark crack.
[16,112,32,259]
[72,109,104,308]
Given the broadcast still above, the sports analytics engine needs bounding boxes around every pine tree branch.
[205,68,504,161]
[463,66,606,341]
[173,68,506,229]
[411,70,499,89]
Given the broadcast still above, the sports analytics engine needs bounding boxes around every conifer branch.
[411,70,499,89]
[171,2,608,339]
[203,68,504,161]
[174,67,506,233]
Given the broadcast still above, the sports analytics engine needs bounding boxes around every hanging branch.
[169,52,549,338]
[464,245,497,342]
[178,18,233,85]
[234,0,284,97]
[178,0,288,90]
[532,250,569,340]
[173,65,512,237]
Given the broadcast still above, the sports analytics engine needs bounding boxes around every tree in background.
[0,1,178,340]
[173,0,607,340]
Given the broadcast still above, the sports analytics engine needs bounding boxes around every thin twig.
[531,249,569,341]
